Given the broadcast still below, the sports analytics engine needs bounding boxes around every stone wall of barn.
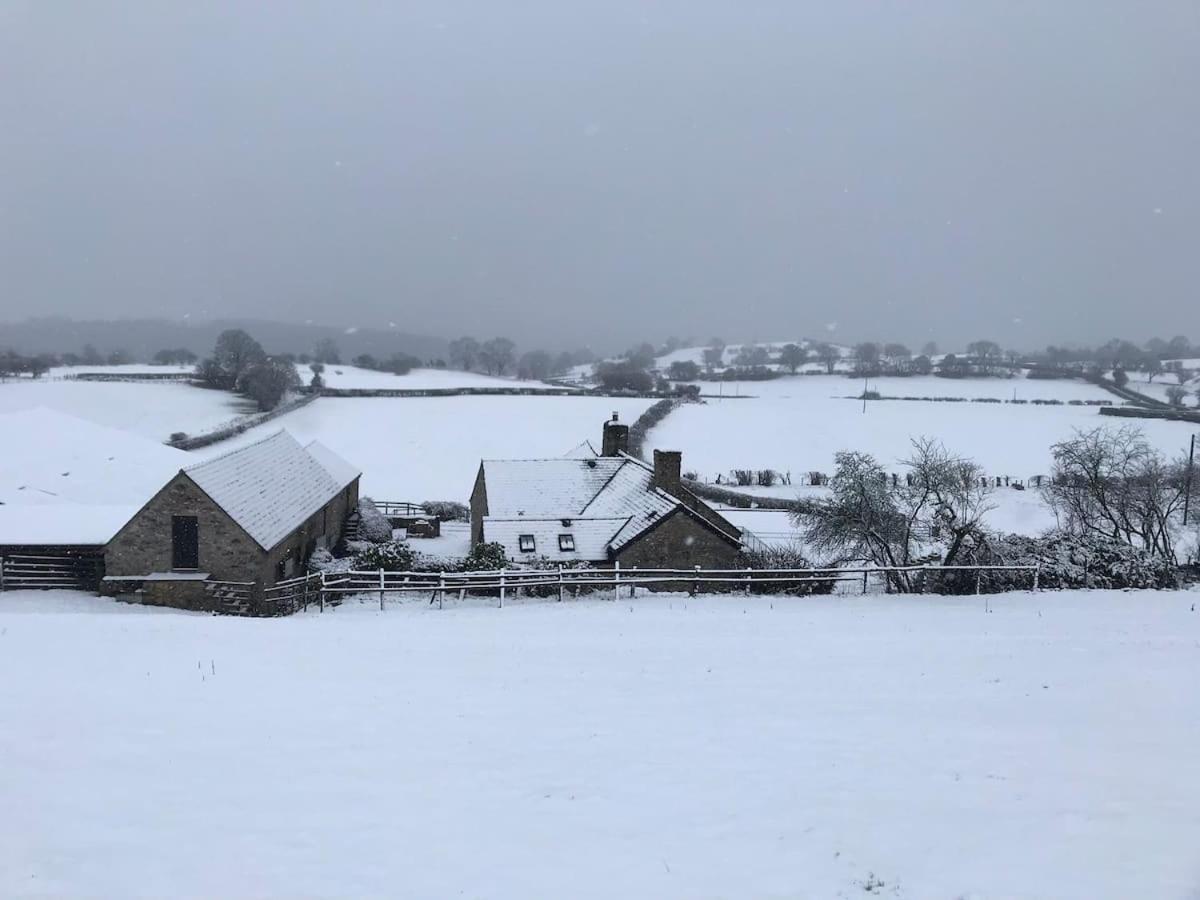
[104,473,265,586]
[262,478,359,585]
[613,509,741,572]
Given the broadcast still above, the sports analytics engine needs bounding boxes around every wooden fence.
[0,553,104,592]
[262,562,1042,614]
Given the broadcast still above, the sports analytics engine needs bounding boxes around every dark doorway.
[171,515,199,569]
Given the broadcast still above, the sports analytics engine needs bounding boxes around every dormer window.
[518,534,536,553]
[559,534,576,552]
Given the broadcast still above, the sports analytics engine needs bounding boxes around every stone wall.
[105,474,265,584]
[262,478,359,584]
[614,509,741,572]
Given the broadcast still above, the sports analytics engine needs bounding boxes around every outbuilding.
[102,430,360,611]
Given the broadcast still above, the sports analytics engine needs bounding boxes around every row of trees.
[795,426,1198,591]
[447,336,595,381]
[0,344,140,378]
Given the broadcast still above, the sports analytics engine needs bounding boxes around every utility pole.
[1184,433,1196,526]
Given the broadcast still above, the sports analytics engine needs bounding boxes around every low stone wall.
[1100,405,1200,425]
[168,392,317,449]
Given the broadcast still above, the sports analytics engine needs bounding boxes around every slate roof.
[184,431,358,550]
[484,517,629,562]
[478,451,732,561]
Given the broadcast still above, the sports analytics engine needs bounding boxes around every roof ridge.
[184,429,290,471]
[579,457,630,514]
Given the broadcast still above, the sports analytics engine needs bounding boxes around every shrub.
[356,497,393,543]
[422,500,469,521]
[462,541,508,571]
[169,431,188,442]
[352,540,417,572]
[931,531,1180,593]
[740,546,837,595]
[730,469,755,487]
[756,469,779,487]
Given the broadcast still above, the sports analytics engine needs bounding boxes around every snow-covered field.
[296,364,564,390]
[647,374,1194,479]
[196,395,655,500]
[2,588,1197,899]
[0,377,252,441]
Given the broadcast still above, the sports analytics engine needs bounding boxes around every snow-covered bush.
[936,532,1180,593]
[462,541,507,571]
[422,500,469,522]
[356,497,393,543]
[513,557,598,597]
[307,546,354,575]
[740,546,837,596]
[352,541,416,572]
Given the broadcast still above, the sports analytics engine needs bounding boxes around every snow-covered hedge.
[932,532,1181,593]
[422,500,469,522]
[352,541,417,572]
[356,497,393,543]
[740,546,837,595]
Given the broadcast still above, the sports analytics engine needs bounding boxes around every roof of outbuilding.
[184,430,358,550]
[305,440,361,487]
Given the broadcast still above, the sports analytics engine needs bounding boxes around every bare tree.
[813,342,840,374]
[448,336,480,371]
[313,338,341,364]
[1166,385,1187,407]
[778,343,806,374]
[702,338,726,370]
[1043,426,1195,562]
[479,337,516,375]
[796,438,992,591]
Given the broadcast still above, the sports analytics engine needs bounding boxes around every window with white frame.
[518,534,536,553]
[559,534,576,552]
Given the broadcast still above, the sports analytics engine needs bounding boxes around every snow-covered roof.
[0,408,189,545]
[0,505,141,546]
[184,430,358,550]
[478,452,702,561]
[305,440,361,487]
[484,517,629,562]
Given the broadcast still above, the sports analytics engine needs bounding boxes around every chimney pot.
[601,415,630,456]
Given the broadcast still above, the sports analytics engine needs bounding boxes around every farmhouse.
[469,414,743,569]
[102,430,360,611]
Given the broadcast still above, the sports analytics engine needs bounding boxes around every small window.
[558,534,576,552]
[518,534,536,553]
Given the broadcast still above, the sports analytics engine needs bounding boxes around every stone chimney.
[652,449,682,496]
[601,412,629,457]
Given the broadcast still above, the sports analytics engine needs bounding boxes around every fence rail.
[262,562,1042,614]
[0,553,104,591]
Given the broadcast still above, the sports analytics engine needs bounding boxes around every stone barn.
[103,430,359,611]
[469,414,743,570]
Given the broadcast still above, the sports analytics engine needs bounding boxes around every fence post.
[975,569,982,595]
[613,560,620,601]
[557,564,564,602]
[691,565,700,597]
[744,566,752,596]
[379,568,385,611]
[319,570,325,612]
[862,569,869,594]
[499,568,506,608]
[438,570,445,610]
[1033,564,1040,592]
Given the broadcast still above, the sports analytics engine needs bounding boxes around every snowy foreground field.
[3,590,1198,898]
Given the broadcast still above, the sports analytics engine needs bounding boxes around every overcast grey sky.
[1,2,1196,352]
